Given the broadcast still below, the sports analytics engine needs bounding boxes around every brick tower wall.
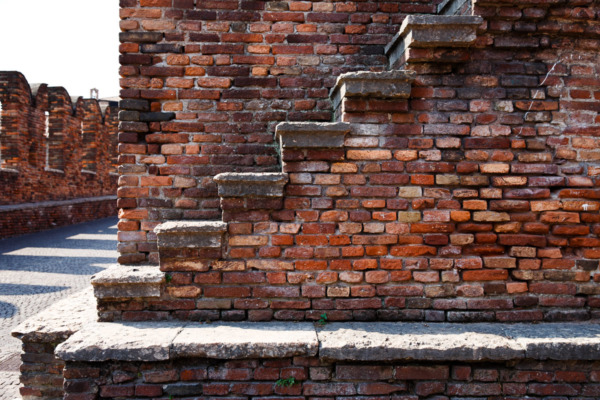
[107,0,600,323]
[117,0,444,264]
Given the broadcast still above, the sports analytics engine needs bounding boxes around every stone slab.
[275,122,351,148]
[318,323,522,362]
[330,71,415,110]
[385,15,483,69]
[504,323,600,361]
[55,321,600,363]
[11,288,96,343]
[154,221,227,234]
[172,322,319,359]
[56,322,183,362]
[155,221,227,249]
[214,172,289,197]
[91,265,164,299]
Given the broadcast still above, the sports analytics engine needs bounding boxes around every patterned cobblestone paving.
[0,217,118,399]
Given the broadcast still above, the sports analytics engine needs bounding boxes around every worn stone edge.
[318,322,600,362]
[214,172,289,184]
[55,321,600,363]
[384,15,483,62]
[91,265,164,285]
[154,220,227,234]
[11,287,97,343]
[275,122,352,136]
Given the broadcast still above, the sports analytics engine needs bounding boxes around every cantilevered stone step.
[214,172,289,197]
[275,122,351,148]
[386,15,483,69]
[330,70,415,113]
[154,221,227,271]
[91,264,164,299]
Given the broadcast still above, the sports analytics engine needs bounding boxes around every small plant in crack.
[165,273,173,284]
[275,377,298,387]
[317,313,328,326]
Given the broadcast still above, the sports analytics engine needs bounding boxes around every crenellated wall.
[0,71,119,238]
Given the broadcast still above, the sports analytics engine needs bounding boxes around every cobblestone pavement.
[0,217,118,400]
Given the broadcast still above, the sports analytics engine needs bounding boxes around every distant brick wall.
[0,71,118,205]
[0,196,117,239]
[117,0,444,264]
[0,71,119,237]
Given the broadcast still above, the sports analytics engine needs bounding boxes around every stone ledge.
[330,71,415,111]
[275,122,351,148]
[214,172,289,197]
[154,220,227,235]
[91,265,164,299]
[56,321,318,362]
[155,221,227,249]
[318,322,600,362]
[386,15,483,68]
[55,321,600,363]
[12,287,96,343]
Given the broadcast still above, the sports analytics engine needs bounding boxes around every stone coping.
[12,287,97,343]
[56,321,600,363]
[154,220,227,234]
[275,122,351,148]
[0,195,117,212]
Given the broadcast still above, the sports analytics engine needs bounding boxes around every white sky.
[0,0,120,99]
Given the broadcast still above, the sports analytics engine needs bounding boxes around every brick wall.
[63,358,600,399]
[0,71,118,205]
[0,197,117,239]
[0,71,119,237]
[117,0,444,264]
[111,0,600,322]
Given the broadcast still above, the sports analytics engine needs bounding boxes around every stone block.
[330,70,415,111]
[91,265,164,299]
[214,172,289,197]
[155,221,227,249]
[171,322,318,359]
[276,122,350,148]
[386,15,483,68]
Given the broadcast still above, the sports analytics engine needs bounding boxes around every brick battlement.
[0,71,118,206]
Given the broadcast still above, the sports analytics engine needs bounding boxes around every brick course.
[63,358,600,400]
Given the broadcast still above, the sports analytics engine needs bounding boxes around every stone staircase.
[13,6,600,400]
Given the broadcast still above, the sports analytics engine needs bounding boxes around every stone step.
[276,122,351,149]
[91,264,164,299]
[154,221,227,271]
[386,15,483,69]
[214,172,289,198]
[57,321,600,363]
[330,71,415,119]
